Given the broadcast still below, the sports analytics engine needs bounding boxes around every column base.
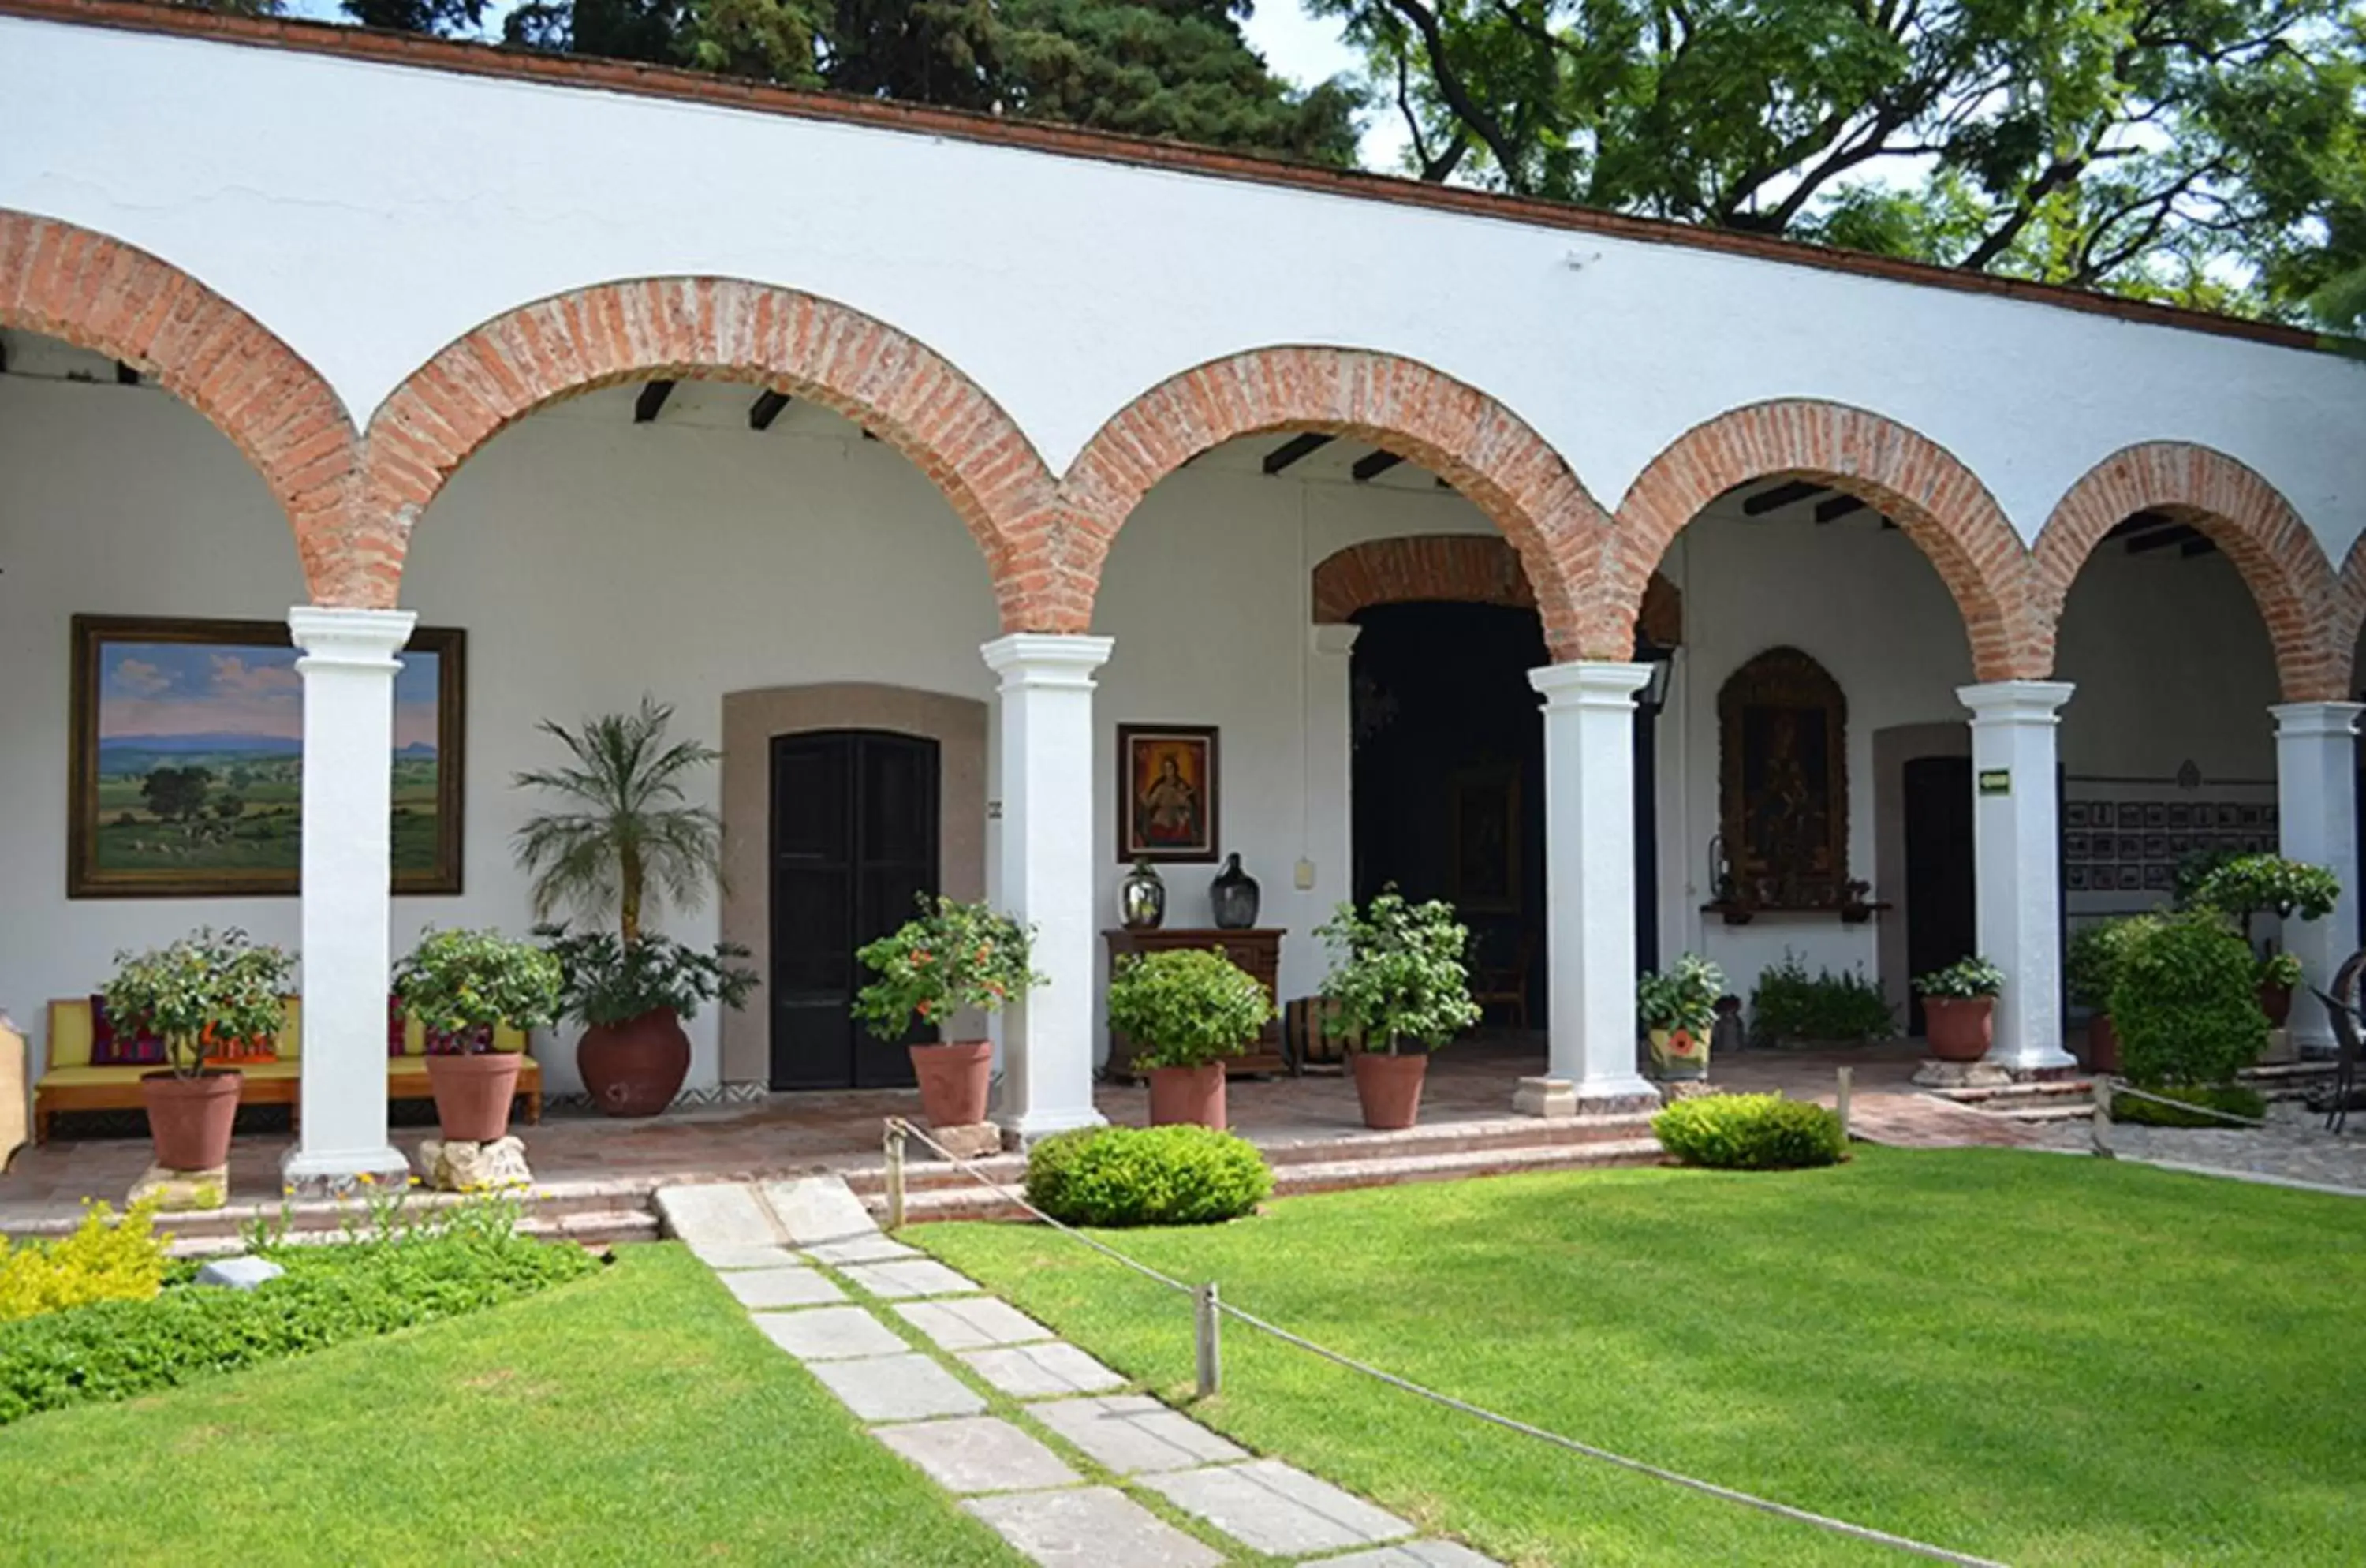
[1980,1043,2079,1075]
[281,1144,411,1200]
[1515,1073,1662,1117]
[995,1105,1106,1145]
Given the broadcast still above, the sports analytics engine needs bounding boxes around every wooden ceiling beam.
[633,380,675,423]
[1351,449,1405,483]
[1741,480,1827,516]
[1813,494,1865,524]
[2127,522,2203,554]
[1262,433,1333,474]
[748,389,791,430]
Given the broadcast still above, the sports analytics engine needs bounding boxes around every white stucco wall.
[3,14,2363,563]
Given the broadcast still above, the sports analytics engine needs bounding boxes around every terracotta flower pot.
[577,1008,691,1118]
[910,1040,993,1127]
[1924,996,1995,1062]
[425,1051,524,1142]
[1147,1062,1226,1129]
[140,1070,242,1170]
[1351,1050,1427,1129]
[2257,982,2294,1029]
[2086,1013,2121,1073]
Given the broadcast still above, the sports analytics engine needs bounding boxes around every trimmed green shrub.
[1748,953,1894,1044]
[1024,1125,1274,1226]
[1651,1093,1849,1170]
[2110,1084,2270,1128]
[2066,917,2153,1011]
[0,1201,170,1324]
[2110,911,2267,1088]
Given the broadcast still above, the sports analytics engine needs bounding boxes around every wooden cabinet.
[1103,927,1286,1077]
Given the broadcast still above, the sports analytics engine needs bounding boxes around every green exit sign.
[1977,769,2011,796]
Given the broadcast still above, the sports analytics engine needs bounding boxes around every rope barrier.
[889,1118,2010,1567]
[2094,1077,2273,1128]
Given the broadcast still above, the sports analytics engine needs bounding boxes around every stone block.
[873,1416,1080,1494]
[840,1258,981,1299]
[417,1137,532,1193]
[721,1266,847,1309]
[1511,1077,1574,1118]
[691,1243,803,1271]
[808,1353,986,1422]
[1141,1459,1412,1557]
[760,1176,879,1246]
[1028,1394,1246,1474]
[193,1254,284,1290]
[128,1163,227,1211]
[959,1342,1125,1399]
[1910,1059,2017,1089]
[655,1182,781,1249]
[752,1306,909,1362]
[921,1121,1006,1160]
[803,1234,922,1265]
[967,1488,1223,1568]
[894,1296,1051,1350]
[1314,1544,1505,1567]
[2259,1028,2298,1066]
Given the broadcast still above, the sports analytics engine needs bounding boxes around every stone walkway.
[2026,1098,2366,1192]
[655,1175,1499,1568]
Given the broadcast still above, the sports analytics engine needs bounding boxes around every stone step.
[1931,1077,2095,1103]
[160,1205,658,1256]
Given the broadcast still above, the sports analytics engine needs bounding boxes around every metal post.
[1834,1066,1853,1139]
[2089,1073,2114,1159]
[1195,1282,1221,1399]
[885,1121,908,1230]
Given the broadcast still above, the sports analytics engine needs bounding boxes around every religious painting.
[1718,647,1848,910]
[1448,766,1521,913]
[1116,724,1218,863]
[70,615,466,898]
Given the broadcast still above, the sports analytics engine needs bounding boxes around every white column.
[1528,662,1658,1109]
[983,633,1114,1138]
[285,605,416,1194]
[2273,701,2363,1053]
[1957,681,2077,1073]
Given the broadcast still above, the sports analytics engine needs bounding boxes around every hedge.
[1024,1125,1273,1226]
[1652,1093,1849,1170]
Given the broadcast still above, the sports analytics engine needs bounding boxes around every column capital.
[1310,624,1362,659]
[2270,700,2365,739]
[1956,679,2075,722]
[288,606,416,670]
[1529,659,1651,708]
[981,633,1115,688]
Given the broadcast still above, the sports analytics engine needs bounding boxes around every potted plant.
[854,897,1043,1128]
[1913,956,2005,1062]
[2066,917,2151,1073]
[1106,948,1274,1130]
[1314,891,1483,1129]
[514,698,757,1116]
[100,928,291,1171]
[2188,853,2341,1027]
[1638,954,1726,1081]
[394,928,563,1142]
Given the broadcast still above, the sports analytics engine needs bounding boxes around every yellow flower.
[356,1172,376,1186]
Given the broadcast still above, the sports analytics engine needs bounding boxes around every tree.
[1314,0,2366,319]
[140,765,214,825]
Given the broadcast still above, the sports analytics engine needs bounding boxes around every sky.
[101,640,442,749]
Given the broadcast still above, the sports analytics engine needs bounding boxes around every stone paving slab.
[691,1243,804,1271]
[720,1265,847,1309]
[1313,1542,1503,1567]
[760,1176,879,1245]
[958,1342,1126,1399]
[752,1305,910,1362]
[873,1415,1081,1494]
[654,1183,781,1249]
[966,1487,1224,1568]
[1028,1394,1248,1474]
[894,1295,1053,1350]
[808,1353,987,1422]
[840,1257,983,1299]
[802,1234,924,1265]
[1142,1458,1413,1557]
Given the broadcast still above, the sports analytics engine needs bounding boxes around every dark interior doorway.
[1901,755,1975,1036]
[768,730,939,1090]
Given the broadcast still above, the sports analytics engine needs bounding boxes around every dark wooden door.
[769,731,939,1091]
[1902,755,1976,1037]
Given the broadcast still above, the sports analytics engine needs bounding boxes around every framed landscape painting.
[69,615,465,898]
[1116,724,1218,863]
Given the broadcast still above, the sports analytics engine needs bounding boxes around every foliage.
[2067,916,2153,1011]
[2189,853,2342,931]
[0,1202,170,1324]
[393,927,563,1053]
[1747,951,1894,1043]
[0,1194,598,1426]
[1106,948,1274,1069]
[1314,890,1483,1053]
[852,897,1041,1041]
[1024,1124,1273,1226]
[1651,1092,1849,1170]
[1314,0,2366,322]
[2110,1082,2270,1127]
[2110,910,2267,1088]
[100,927,294,1078]
[2257,950,2306,991]
[536,924,758,1027]
[1913,955,2006,1001]
[1636,953,1725,1036]
[513,697,724,946]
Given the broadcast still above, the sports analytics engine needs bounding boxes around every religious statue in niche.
[1718,646,1849,911]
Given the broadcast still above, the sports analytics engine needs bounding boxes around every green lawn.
[921,1146,2366,1567]
[0,1245,1020,1567]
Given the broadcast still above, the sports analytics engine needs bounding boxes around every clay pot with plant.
[394,927,563,1142]
[1638,954,1726,1082]
[516,699,758,1117]
[1315,890,1483,1130]
[1913,956,2006,1062]
[2186,853,2341,1029]
[854,897,1043,1129]
[2066,917,2151,1073]
[101,928,292,1171]
[1107,948,1275,1131]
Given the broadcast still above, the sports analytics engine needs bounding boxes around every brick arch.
[1606,400,2036,679]
[2337,535,2366,696]
[2031,443,2343,701]
[0,209,359,601]
[1312,532,1681,646]
[359,277,1056,615]
[1051,348,1610,658]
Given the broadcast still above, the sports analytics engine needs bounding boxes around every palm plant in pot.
[100,928,291,1171]
[1315,891,1482,1130]
[1638,954,1725,1081]
[853,897,1043,1129]
[516,699,757,1117]
[1106,948,1274,1131]
[1913,955,2005,1062]
[393,928,562,1142]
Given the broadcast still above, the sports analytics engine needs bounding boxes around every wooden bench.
[33,998,542,1146]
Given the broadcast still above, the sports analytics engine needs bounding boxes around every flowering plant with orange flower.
[853,897,1043,1041]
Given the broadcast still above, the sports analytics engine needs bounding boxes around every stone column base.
[919,1121,1006,1160]
[281,1144,410,1200]
[1513,1076,1577,1118]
